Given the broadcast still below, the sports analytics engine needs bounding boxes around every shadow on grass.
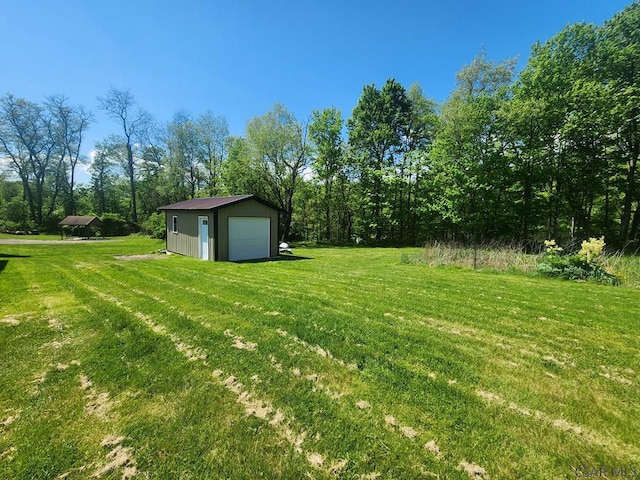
[0,254,30,274]
[233,254,312,264]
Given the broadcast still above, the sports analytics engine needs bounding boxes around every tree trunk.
[620,155,637,243]
[126,142,138,225]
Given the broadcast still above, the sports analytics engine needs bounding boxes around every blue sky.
[1,0,633,182]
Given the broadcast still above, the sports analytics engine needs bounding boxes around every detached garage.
[158,195,280,262]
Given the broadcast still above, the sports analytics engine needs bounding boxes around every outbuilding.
[59,215,103,239]
[158,195,280,261]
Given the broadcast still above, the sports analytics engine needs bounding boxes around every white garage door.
[228,217,271,261]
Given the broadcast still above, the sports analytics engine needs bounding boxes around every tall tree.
[197,111,229,196]
[0,94,60,226]
[308,107,343,241]
[428,52,516,241]
[244,104,310,241]
[46,95,92,216]
[98,88,151,225]
[347,78,411,243]
[600,2,640,245]
[90,136,125,215]
[166,112,201,199]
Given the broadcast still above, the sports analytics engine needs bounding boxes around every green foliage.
[537,237,620,285]
[100,212,133,237]
[142,212,166,239]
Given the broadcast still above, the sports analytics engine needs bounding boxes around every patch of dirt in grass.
[1,411,20,426]
[30,370,48,394]
[475,389,638,455]
[213,367,350,472]
[476,390,503,403]
[101,435,125,447]
[0,316,20,326]
[269,355,283,372]
[307,452,324,468]
[45,338,73,349]
[356,400,371,410]
[552,418,583,435]
[223,329,257,351]
[400,426,418,439]
[459,461,489,479]
[424,440,441,458]
[330,459,348,474]
[213,369,310,454]
[114,254,167,261]
[519,348,537,357]
[172,337,207,362]
[85,392,112,418]
[93,443,137,479]
[542,355,567,368]
[269,409,285,426]
[384,415,397,426]
[80,374,93,390]
[359,473,381,480]
[0,446,17,461]
[80,374,113,419]
[238,391,273,420]
[264,311,281,316]
[599,365,634,385]
[48,317,66,330]
[276,328,357,370]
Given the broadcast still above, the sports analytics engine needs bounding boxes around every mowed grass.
[1,238,639,479]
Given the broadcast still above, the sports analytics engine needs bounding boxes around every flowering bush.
[578,236,605,263]
[544,239,564,255]
[537,237,619,285]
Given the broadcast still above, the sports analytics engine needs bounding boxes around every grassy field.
[1,237,639,479]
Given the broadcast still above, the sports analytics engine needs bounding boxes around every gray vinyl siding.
[216,199,279,261]
[165,210,214,260]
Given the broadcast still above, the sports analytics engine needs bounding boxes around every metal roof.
[158,195,280,212]
[59,216,102,226]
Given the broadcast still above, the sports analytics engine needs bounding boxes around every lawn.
[1,237,639,479]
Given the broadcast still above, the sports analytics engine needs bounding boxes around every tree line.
[1,3,639,249]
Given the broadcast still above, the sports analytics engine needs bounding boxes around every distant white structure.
[279,242,292,254]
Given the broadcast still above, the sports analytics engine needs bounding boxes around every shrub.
[537,237,620,285]
[142,212,166,239]
[100,213,133,237]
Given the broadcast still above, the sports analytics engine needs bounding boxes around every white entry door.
[199,216,209,260]
[228,217,270,261]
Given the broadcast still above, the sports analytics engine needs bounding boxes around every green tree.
[46,95,93,216]
[308,107,344,241]
[98,88,152,226]
[166,112,202,200]
[347,78,411,243]
[197,111,229,197]
[428,52,516,241]
[90,136,126,216]
[0,94,63,227]
[599,2,640,245]
[244,104,310,241]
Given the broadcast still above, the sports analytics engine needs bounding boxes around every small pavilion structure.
[58,216,103,239]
